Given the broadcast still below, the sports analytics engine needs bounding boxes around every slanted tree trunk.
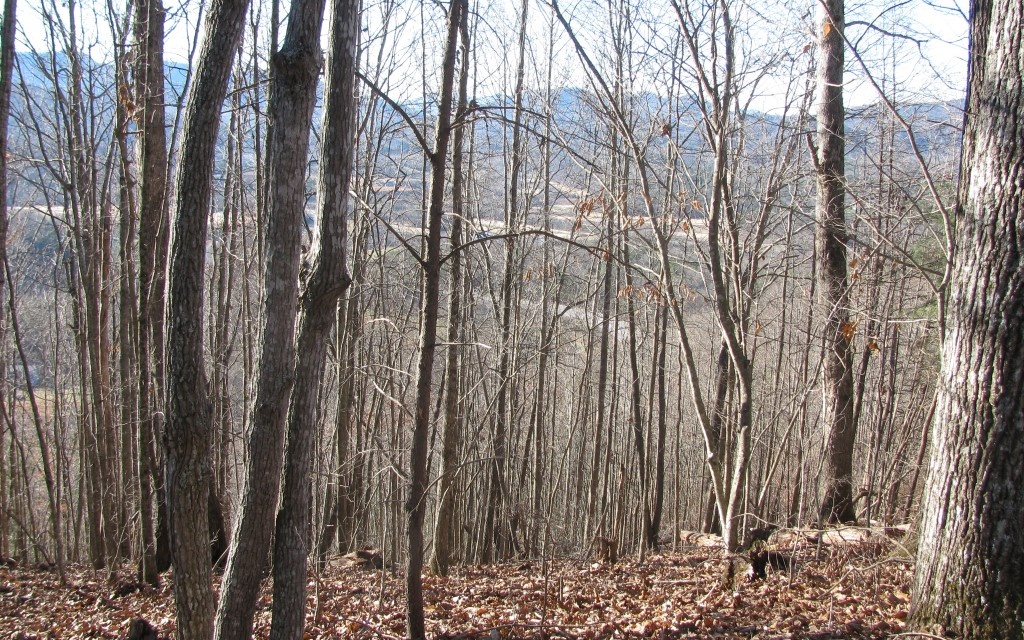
[164,0,251,634]
[270,0,358,636]
[909,0,1024,635]
[214,0,327,634]
[814,0,857,525]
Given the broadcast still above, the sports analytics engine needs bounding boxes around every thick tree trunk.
[269,1,358,637]
[164,0,250,635]
[909,0,1024,635]
[814,0,857,525]
[214,0,326,635]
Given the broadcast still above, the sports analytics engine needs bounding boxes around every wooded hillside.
[2,0,1021,637]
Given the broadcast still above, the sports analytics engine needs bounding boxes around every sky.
[9,0,968,112]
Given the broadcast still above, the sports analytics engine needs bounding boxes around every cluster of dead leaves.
[0,564,175,638]
[0,541,912,638]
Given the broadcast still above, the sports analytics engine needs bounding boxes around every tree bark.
[909,0,1024,635]
[214,0,326,634]
[164,0,250,634]
[429,0,470,577]
[269,0,358,636]
[407,1,463,636]
[0,0,13,564]
[133,0,168,587]
[814,0,857,525]
[0,0,16,557]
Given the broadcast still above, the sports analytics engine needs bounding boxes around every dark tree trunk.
[0,0,15,522]
[646,307,668,549]
[213,0,327,634]
[814,0,857,525]
[0,0,14,564]
[429,0,470,577]
[269,0,358,637]
[164,0,251,634]
[407,1,463,636]
[909,0,1024,635]
[133,0,169,587]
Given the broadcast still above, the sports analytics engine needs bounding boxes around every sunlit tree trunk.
[164,0,251,634]
[270,0,358,635]
[814,0,857,525]
[214,0,327,633]
[910,0,1024,634]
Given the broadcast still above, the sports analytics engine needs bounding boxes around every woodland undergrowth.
[0,539,914,639]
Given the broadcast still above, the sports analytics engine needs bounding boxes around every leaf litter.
[0,540,913,638]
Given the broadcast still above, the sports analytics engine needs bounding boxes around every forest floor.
[0,535,916,639]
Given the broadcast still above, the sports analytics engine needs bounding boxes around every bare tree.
[164,0,251,634]
[813,0,857,525]
[270,0,359,636]
[214,0,329,632]
[405,0,464,636]
[909,0,1024,634]
[428,0,470,577]
[0,0,16,525]
[132,0,169,586]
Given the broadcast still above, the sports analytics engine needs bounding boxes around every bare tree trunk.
[113,37,140,564]
[133,0,170,582]
[214,0,326,634]
[0,0,16,559]
[429,0,470,577]
[647,307,668,548]
[317,234,364,561]
[164,0,250,634]
[586,196,615,540]
[406,1,463,636]
[910,0,1024,634]
[485,0,529,564]
[814,0,857,525]
[621,229,653,548]
[269,0,358,636]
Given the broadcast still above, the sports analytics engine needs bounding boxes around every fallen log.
[678,530,723,547]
